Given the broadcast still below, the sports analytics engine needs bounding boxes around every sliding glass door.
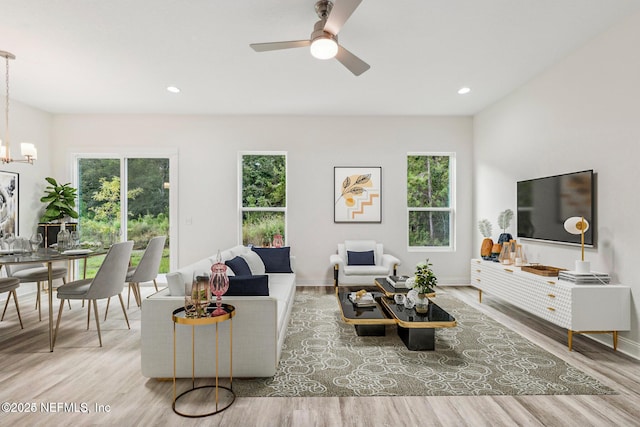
[75,154,174,276]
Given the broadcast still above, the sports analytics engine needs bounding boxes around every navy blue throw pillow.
[226,275,269,296]
[251,247,293,273]
[225,256,252,276]
[347,250,375,266]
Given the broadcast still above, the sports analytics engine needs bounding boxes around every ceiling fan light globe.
[310,37,338,60]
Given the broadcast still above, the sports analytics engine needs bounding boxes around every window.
[240,152,287,246]
[407,153,455,250]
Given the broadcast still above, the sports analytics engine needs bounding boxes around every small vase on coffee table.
[415,293,429,314]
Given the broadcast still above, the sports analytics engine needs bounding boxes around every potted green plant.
[406,259,438,313]
[39,177,79,223]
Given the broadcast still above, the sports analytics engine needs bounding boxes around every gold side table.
[172,304,235,418]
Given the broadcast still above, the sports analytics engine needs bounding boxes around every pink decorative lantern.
[272,234,284,248]
[209,251,229,316]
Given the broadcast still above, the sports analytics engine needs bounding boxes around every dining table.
[0,247,107,352]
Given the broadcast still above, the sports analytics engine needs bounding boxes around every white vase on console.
[564,216,590,274]
[575,260,591,274]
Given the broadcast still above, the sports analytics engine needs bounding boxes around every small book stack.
[558,271,610,285]
[348,292,377,307]
[387,275,410,289]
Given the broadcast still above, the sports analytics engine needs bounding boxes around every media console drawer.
[470,259,630,351]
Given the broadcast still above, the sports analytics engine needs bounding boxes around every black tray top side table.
[172,304,236,418]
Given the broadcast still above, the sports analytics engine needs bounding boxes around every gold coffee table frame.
[172,304,235,418]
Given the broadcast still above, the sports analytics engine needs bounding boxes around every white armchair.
[330,240,401,287]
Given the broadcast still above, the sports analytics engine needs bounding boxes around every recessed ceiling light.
[166,86,181,93]
[457,87,471,95]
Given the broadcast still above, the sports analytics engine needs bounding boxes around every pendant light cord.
[4,54,9,158]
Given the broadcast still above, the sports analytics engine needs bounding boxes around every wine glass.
[191,271,211,317]
[184,280,197,318]
[70,231,80,249]
[30,233,43,252]
[5,232,15,252]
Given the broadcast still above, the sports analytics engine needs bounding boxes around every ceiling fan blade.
[335,45,370,76]
[250,40,311,52]
[324,0,362,35]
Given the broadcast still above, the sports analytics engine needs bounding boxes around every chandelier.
[0,50,37,164]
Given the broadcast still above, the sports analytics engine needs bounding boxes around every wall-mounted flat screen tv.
[517,169,595,246]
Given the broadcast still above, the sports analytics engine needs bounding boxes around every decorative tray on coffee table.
[521,265,566,277]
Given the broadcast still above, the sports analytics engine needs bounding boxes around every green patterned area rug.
[233,292,615,397]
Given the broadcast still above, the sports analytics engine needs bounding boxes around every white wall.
[0,97,53,297]
[0,97,54,236]
[474,11,640,356]
[50,115,473,285]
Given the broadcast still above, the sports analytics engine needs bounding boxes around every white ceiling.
[2,0,640,116]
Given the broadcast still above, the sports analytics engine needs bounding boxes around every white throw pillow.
[167,259,214,296]
[166,272,184,296]
[241,250,266,275]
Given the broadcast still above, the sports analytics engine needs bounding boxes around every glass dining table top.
[0,247,106,264]
[0,246,108,352]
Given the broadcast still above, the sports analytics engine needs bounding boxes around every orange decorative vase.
[481,238,493,259]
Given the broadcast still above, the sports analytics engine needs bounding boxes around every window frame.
[406,152,456,252]
[238,151,288,246]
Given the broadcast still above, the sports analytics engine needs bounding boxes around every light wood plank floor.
[0,285,638,426]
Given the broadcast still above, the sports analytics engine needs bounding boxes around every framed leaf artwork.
[334,166,382,223]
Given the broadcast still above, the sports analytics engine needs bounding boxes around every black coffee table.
[379,297,456,350]
[335,289,395,336]
[336,288,456,350]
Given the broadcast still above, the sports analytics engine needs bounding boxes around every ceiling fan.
[250,0,370,76]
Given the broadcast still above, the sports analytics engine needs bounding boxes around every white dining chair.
[0,277,23,329]
[53,241,133,348]
[126,235,166,308]
[4,263,68,321]
[104,235,166,320]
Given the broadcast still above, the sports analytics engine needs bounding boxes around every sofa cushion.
[241,250,266,275]
[343,264,390,276]
[226,275,269,296]
[344,240,382,265]
[229,245,248,256]
[166,258,213,296]
[219,249,235,262]
[347,250,375,266]
[225,256,252,276]
[267,273,296,337]
[251,247,293,273]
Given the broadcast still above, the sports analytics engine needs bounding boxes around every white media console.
[470,259,630,351]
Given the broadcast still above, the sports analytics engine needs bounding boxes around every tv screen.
[517,170,594,246]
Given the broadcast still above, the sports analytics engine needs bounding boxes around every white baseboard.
[586,333,640,361]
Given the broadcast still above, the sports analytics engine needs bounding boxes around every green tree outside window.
[407,154,454,248]
[241,154,287,246]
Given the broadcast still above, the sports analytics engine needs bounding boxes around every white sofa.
[330,240,401,286]
[141,245,296,378]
